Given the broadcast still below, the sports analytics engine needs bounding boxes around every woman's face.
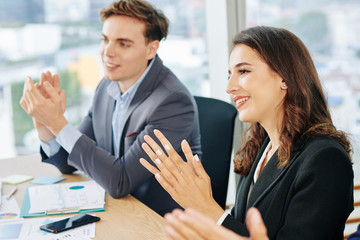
[226,44,287,128]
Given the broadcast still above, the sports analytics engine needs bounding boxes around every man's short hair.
[100,0,169,43]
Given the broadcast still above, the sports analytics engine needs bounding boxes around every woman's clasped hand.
[139,129,224,221]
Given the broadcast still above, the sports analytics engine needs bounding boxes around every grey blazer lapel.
[123,56,163,123]
[116,56,163,157]
[105,96,115,154]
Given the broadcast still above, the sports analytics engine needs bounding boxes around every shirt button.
[120,104,124,108]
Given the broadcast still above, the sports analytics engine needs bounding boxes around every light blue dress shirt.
[41,59,154,159]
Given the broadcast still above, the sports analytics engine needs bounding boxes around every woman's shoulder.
[299,135,347,155]
[295,135,352,172]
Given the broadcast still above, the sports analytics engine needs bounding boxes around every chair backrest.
[194,96,237,209]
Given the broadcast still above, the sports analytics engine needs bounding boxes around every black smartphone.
[39,214,100,234]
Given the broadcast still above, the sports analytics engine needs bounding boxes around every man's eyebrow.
[117,38,134,43]
[101,34,134,43]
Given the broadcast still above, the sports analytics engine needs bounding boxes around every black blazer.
[223,136,354,240]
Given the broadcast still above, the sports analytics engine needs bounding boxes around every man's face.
[100,15,157,92]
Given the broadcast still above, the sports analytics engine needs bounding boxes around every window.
[0,0,208,158]
[246,0,360,170]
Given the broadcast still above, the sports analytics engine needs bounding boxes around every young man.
[20,0,201,216]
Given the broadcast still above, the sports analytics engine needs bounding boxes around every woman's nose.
[226,74,239,94]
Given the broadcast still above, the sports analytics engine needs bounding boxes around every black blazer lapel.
[247,139,305,209]
[234,137,270,221]
[247,151,284,208]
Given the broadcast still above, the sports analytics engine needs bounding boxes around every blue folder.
[20,186,105,218]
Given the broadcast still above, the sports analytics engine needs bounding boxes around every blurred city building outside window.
[246,0,360,172]
[0,0,209,158]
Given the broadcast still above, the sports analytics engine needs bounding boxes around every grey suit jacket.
[222,136,353,240]
[41,55,202,216]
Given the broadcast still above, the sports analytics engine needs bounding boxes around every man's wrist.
[39,134,55,142]
[50,117,69,136]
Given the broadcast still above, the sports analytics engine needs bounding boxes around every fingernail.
[194,155,200,161]
[156,149,162,156]
[155,159,161,165]
[44,81,50,87]
[155,173,161,179]
[165,145,170,151]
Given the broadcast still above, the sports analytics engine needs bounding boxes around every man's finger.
[42,81,60,100]
[53,74,61,93]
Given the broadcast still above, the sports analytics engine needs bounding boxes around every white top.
[253,142,273,184]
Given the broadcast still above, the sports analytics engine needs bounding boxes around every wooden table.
[0,154,169,239]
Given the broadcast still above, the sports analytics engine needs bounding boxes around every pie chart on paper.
[0,212,18,219]
[69,185,85,190]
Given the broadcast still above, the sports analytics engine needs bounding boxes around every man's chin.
[104,74,118,81]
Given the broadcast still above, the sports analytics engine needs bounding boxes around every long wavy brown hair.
[233,26,352,176]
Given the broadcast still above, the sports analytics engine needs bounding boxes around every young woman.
[140,26,354,239]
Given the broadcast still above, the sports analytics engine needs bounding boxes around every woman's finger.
[165,210,203,240]
[192,154,209,180]
[154,173,178,197]
[153,130,194,177]
[246,208,269,240]
[142,142,179,186]
[139,158,159,175]
[181,140,196,174]
[164,225,186,240]
[144,135,168,161]
[153,129,178,158]
[142,142,162,164]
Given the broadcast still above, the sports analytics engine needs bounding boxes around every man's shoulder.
[144,57,190,95]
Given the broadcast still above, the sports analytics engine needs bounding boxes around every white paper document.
[0,216,95,240]
[0,196,21,223]
[28,180,105,214]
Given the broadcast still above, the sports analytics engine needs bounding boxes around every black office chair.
[194,96,237,209]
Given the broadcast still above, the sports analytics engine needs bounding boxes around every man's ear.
[146,40,159,60]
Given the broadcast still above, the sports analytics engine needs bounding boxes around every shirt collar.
[107,57,155,100]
